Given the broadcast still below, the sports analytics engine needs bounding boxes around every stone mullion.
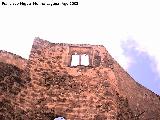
[79,54,81,65]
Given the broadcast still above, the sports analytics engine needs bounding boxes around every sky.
[0,0,160,94]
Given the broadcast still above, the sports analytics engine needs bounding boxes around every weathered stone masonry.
[0,50,27,70]
[22,38,119,119]
[1,38,160,120]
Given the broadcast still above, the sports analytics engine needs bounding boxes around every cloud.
[121,37,160,79]
[121,39,160,94]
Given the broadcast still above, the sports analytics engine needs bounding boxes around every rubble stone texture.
[0,38,160,120]
[0,50,27,70]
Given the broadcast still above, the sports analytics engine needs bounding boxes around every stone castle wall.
[1,38,160,119]
[0,50,27,70]
[19,38,119,119]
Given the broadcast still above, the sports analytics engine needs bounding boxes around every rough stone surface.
[0,50,27,70]
[0,38,160,120]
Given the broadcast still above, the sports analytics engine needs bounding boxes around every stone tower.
[1,38,160,120]
[22,38,119,119]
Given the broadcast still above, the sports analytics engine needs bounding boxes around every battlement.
[0,50,27,70]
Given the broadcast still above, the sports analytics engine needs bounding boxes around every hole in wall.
[54,116,66,120]
[81,54,89,66]
[70,53,89,67]
[71,53,79,66]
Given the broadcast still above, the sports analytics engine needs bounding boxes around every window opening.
[81,54,89,66]
[70,53,89,66]
[71,53,79,66]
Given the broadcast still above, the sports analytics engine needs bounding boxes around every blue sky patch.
[122,40,160,95]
